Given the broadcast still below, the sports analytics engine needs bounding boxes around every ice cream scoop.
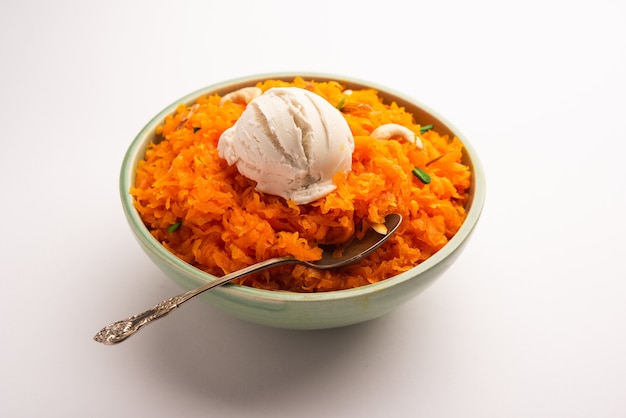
[217,87,355,204]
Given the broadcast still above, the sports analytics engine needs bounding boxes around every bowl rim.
[120,71,486,302]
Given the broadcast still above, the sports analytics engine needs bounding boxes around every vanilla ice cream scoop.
[217,87,355,204]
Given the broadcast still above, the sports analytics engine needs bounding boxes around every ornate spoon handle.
[93,294,188,345]
[94,257,296,345]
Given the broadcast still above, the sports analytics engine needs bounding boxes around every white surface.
[1,1,625,417]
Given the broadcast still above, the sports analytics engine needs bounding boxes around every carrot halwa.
[132,77,471,292]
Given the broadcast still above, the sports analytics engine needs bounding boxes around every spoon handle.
[93,256,296,345]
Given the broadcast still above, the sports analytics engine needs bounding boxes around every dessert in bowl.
[120,72,486,329]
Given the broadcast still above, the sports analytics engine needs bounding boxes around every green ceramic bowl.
[120,72,486,329]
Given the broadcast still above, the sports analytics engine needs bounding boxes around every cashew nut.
[370,123,423,149]
[371,222,388,235]
[220,87,263,105]
[176,103,200,130]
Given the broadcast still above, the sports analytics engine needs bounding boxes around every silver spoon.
[94,213,402,345]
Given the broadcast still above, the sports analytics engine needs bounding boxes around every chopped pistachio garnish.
[336,97,347,111]
[419,124,434,134]
[168,221,182,233]
[412,167,431,184]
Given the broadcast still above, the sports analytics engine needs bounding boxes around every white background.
[1,1,625,417]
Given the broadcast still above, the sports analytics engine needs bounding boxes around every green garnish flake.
[419,124,434,134]
[336,97,346,111]
[168,221,182,233]
[193,127,201,133]
[412,167,431,184]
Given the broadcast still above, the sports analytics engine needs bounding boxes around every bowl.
[120,72,486,330]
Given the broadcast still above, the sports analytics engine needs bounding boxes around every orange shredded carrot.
[132,77,471,292]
